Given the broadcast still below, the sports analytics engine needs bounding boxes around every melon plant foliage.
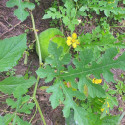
[36,42,124,125]
[0,0,125,124]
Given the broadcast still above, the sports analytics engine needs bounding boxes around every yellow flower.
[67,36,72,40]
[66,40,72,46]
[107,102,110,108]
[72,43,77,48]
[66,33,80,48]
[101,101,110,113]
[92,78,102,84]
[72,39,76,43]
[72,33,77,39]
[75,40,80,45]
[101,108,105,112]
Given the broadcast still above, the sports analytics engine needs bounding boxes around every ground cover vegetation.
[0,0,125,124]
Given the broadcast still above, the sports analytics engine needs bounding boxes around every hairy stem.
[30,11,42,65]
[30,11,46,125]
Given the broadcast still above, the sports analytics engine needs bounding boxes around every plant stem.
[30,11,46,125]
[30,11,42,65]
[33,98,46,125]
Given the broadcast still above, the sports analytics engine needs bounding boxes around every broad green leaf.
[0,76,36,95]
[0,34,27,72]
[6,0,35,21]
[36,28,68,61]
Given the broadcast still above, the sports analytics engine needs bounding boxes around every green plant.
[43,1,79,33]
[36,41,125,125]
[0,0,125,124]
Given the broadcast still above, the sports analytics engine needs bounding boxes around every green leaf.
[0,76,36,95]
[0,116,5,125]
[0,34,27,72]
[102,115,120,125]
[13,116,30,125]
[6,0,35,21]
[79,77,105,98]
[36,65,56,83]
[6,95,35,114]
[124,0,125,4]
[0,114,15,125]
[37,42,124,124]
[60,82,88,125]
[62,48,125,84]
[37,28,68,61]
[37,42,71,80]
[46,82,64,109]
[65,110,77,125]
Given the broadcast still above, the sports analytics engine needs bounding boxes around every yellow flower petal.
[107,102,110,108]
[92,78,102,84]
[67,36,72,40]
[76,40,80,45]
[72,39,76,43]
[72,33,77,39]
[101,108,104,112]
[72,43,77,48]
[66,40,72,46]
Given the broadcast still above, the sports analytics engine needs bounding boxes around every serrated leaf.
[46,82,64,109]
[0,116,5,125]
[36,65,56,83]
[102,115,120,125]
[60,82,88,125]
[13,116,30,125]
[0,114,15,125]
[18,103,35,114]
[0,76,36,95]
[65,110,77,125]
[79,76,105,98]
[0,34,27,72]
[37,42,71,79]
[6,0,35,21]
[62,48,125,84]
[6,95,35,114]
[38,42,124,124]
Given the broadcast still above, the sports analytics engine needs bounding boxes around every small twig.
[0,21,22,38]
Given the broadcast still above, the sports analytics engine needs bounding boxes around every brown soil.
[0,0,125,125]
